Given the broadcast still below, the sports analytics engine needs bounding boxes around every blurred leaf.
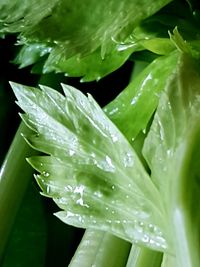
[1,0,172,79]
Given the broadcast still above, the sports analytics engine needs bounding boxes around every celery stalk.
[69,229,131,267]
[0,122,34,262]
[161,254,176,267]
[126,246,162,267]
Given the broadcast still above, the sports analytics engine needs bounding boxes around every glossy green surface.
[0,123,34,262]
[44,46,139,82]
[11,82,166,252]
[143,54,200,267]
[126,245,162,267]
[104,52,178,142]
[69,229,131,267]
[0,0,171,56]
[0,0,172,81]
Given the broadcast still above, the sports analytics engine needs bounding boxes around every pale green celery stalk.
[68,230,105,267]
[0,122,34,262]
[126,246,162,267]
[104,52,178,142]
[69,229,131,267]
[161,254,176,267]
[143,54,200,267]
[93,232,130,267]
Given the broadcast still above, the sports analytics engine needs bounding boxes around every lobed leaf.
[11,82,168,252]
[1,0,172,80]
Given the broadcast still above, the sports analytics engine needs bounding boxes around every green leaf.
[104,51,178,142]
[14,41,141,82]
[1,0,172,62]
[169,27,200,59]
[139,38,174,55]
[143,54,200,267]
[43,45,140,82]
[14,43,51,69]
[11,82,167,252]
[0,0,58,32]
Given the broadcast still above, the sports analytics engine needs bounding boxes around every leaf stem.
[126,246,163,267]
[0,121,35,262]
[68,229,131,267]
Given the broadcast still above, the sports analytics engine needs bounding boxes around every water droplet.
[94,191,103,198]
[124,153,134,167]
[78,216,84,223]
[64,185,73,192]
[69,150,75,156]
[108,107,119,116]
[131,96,139,105]
[92,139,97,145]
[111,134,118,142]
[148,224,155,233]
[167,149,172,156]
[96,76,101,82]
[117,43,135,51]
[142,128,146,134]
[42,171,50,177]
[76,198,86,207]
[106,156,115,171]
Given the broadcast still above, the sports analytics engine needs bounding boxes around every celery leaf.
[11,82,167,252]
[1,0,172,78]
[143,54,200,266]
[1,0,172,56]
